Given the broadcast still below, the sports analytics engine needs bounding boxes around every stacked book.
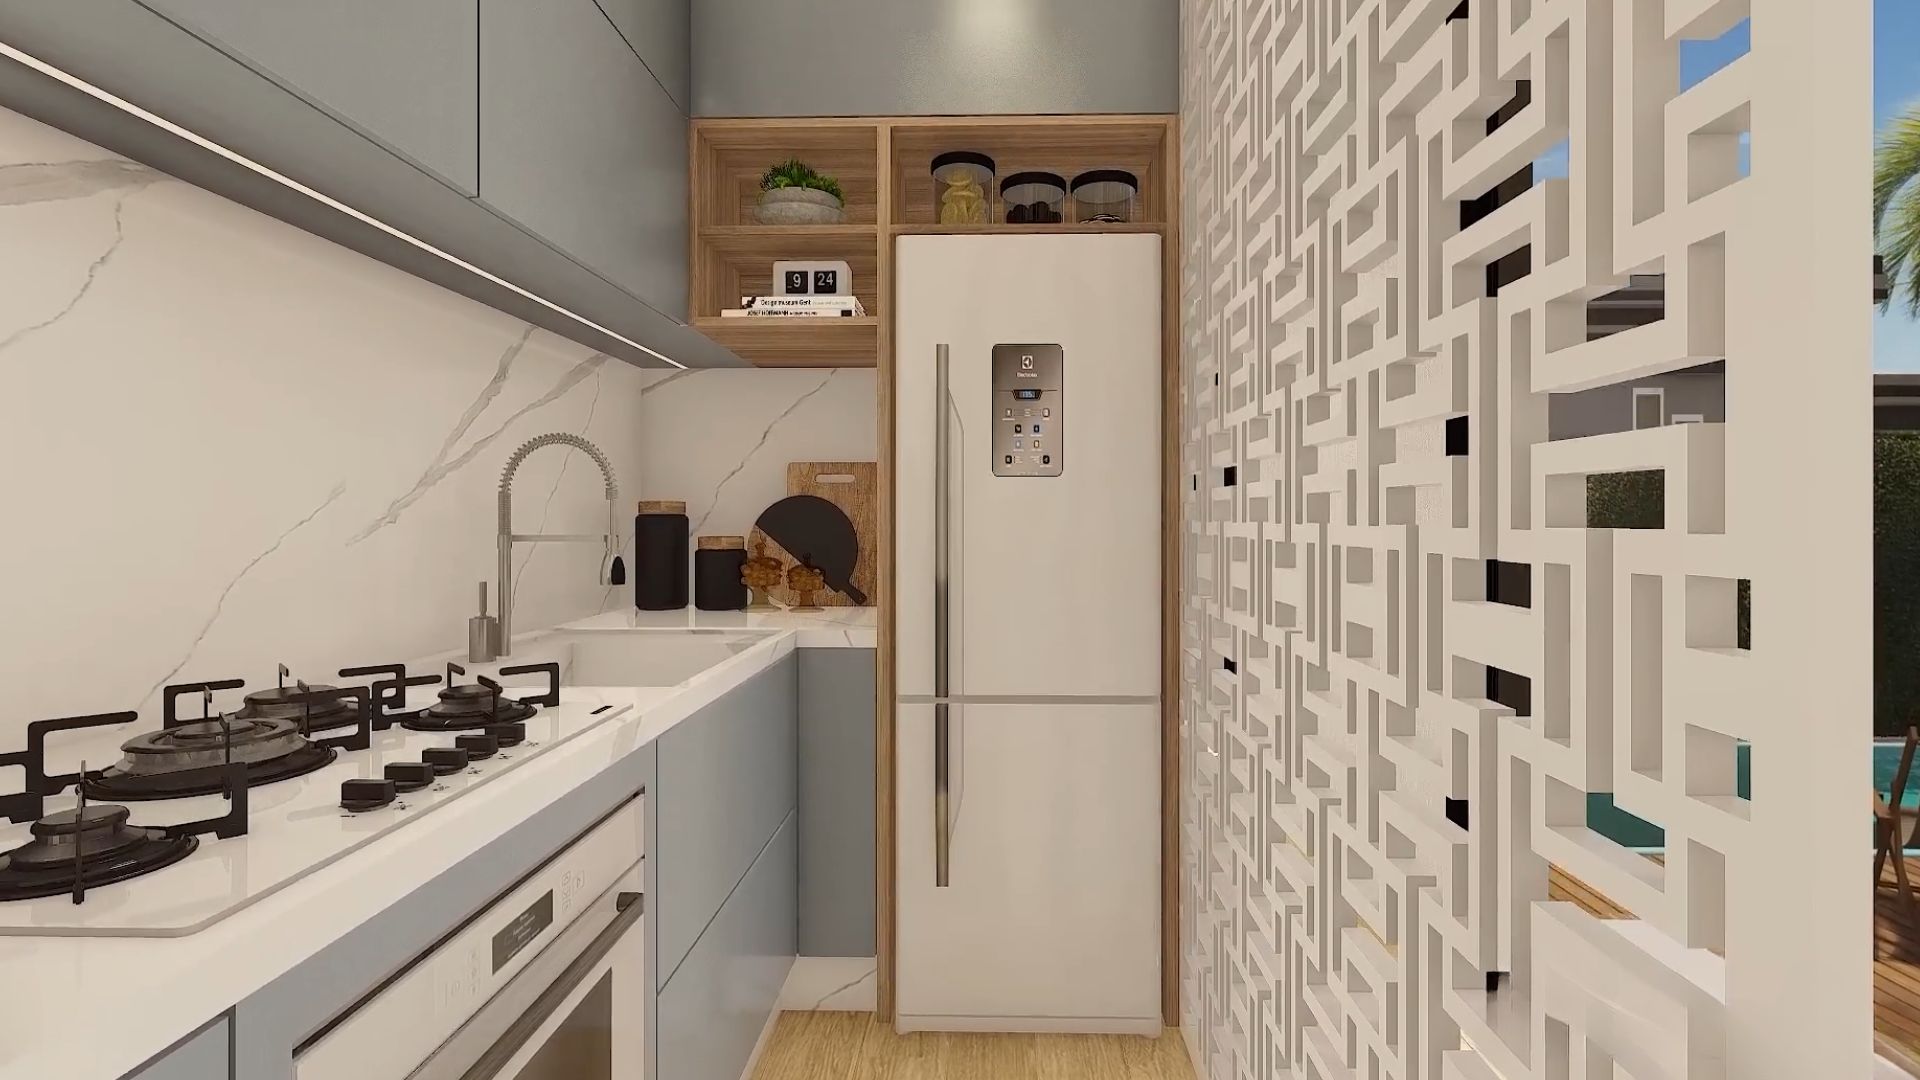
[720,295,868,318]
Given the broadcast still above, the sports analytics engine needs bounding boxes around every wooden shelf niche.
[691,121,881,368]
[688,116,1174,368]
[886,117,1172,230]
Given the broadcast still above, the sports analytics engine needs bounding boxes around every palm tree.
[1876,105,1920,316]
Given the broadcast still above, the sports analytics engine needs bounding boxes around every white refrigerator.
[894,233,1162,1034]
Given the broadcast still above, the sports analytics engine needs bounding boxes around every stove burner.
[400,661,560,733]
[86,717,337,801]
[1,712,248,904]
[77,677,374,802]
[403,686,538,732]
[0,804,197,901]
[236,683,357,733]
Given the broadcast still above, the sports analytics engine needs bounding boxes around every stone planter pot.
[755,186,846,225]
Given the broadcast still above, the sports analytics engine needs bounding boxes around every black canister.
[694,535,750,611]
[634,500,689,610]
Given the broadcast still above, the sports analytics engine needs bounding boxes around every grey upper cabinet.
[480,0,688,319]
[595,0,691,113]
[692,0,1177,117]
[137,0,479,194]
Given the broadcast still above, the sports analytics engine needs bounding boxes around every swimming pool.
[1585,741,1752,851]
[1876,739,1920,807]
[1587,743,1906,852]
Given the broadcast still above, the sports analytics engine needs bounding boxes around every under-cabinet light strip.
[0,39,688,370]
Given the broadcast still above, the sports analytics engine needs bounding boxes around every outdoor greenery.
[1587,469,1749,650]
[1880,434,1920,735]
[758,158,844,203]
[1586,469,1664,529]
[1877,105,1920,316]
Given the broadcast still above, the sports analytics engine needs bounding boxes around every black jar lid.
[1070,169,1140,194]
[931,151,997,178]
[1000,171,1067,195]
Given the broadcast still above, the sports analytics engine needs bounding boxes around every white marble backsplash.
[0,105,654,729]
[636,366,877,547]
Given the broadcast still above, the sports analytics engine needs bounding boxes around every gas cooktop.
[0,661,633,937]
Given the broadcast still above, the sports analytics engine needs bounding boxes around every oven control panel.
[992,344,1063,477]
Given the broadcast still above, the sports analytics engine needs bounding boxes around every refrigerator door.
[894,701,1161,1030]
[894,234,1162,699]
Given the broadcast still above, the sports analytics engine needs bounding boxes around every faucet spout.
[496,433,622,657]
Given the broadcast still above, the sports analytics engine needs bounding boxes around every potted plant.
[756,158,846,225]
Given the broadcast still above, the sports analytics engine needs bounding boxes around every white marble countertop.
[0,612,838,1079]
[561,604,876,648]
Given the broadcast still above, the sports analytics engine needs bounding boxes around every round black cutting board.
[751,495,868,605]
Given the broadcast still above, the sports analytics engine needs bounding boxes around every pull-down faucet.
[496,433,625,657]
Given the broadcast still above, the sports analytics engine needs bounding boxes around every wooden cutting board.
[746,461,876,608]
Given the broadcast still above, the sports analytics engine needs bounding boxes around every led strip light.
[0,38,689,370]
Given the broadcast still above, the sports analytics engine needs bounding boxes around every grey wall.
[1548,370,1727,441]
[692,0,1178,117]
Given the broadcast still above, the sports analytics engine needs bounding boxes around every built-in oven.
[296,798,646,1080]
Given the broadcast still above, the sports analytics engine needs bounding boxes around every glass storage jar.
[1070,169,1140,224]
[1000,171,1067,224]
[931,151,996,225]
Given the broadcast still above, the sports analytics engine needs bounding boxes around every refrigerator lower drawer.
[894,700,1161,1027]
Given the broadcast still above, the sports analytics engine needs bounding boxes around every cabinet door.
[479,0,689,318]
[138,0,479,194]
[797,648,876,958]
[594,0,691,112]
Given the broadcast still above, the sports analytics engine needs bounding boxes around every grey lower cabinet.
[797,649,877,957]
[480,0,689,319]
[655,816,796,1080]
[127,1016,229,1080]
[136,0,478,194]
[647,655,797,1080]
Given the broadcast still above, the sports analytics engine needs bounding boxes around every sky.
[1533,9,1919,369]
[1877,0,1920,370]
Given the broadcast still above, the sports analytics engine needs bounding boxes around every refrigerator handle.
[934,343,951,888]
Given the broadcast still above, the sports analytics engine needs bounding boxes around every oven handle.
[459,891,643,1080]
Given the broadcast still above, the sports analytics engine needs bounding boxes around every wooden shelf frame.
[687,115,1181,1032]
[689,115,1176,369]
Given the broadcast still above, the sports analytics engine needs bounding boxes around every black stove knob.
[455,733,499,760]
[487,721,527,747]
[385,761,435,791]
[341,778,397,812]
[422,747,470,775]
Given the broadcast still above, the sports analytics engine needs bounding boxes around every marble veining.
[348,329,607,545]
[0,158,161,206]
[134,482,350,713]
[2,188,134,357]
[685,368,838,536]
[0,105,651,728]
[639,368,877,551]
[809,967,875,1010]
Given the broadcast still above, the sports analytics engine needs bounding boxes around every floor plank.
[748,1013,1195,1080]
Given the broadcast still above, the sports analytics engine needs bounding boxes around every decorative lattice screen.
[1176,0,1871,1076]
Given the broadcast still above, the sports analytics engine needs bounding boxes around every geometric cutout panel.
[1177,0,1871,1077]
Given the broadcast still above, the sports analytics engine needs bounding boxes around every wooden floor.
[749,1011,1196,1080]
[1549,858,1920,1074]
[758,865,1920,1077]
